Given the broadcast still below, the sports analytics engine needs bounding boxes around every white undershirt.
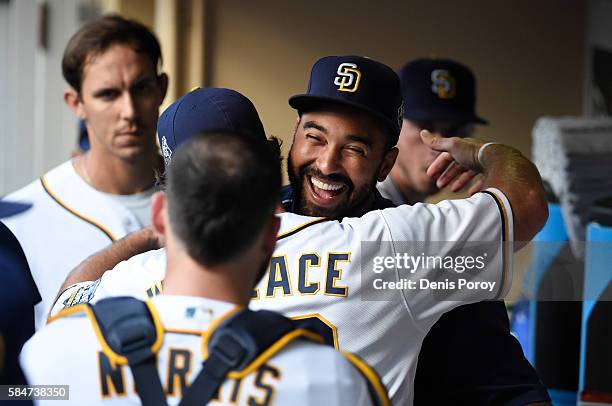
[101,186,156,227]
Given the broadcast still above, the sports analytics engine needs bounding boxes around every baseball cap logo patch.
[431,69,456,99]
[160,135,172,167]
[161,136,172,159]
[334,63,362,93]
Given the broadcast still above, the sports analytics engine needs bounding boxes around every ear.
[64,89,85,119]
[151,191,167,238]
[157,73,169,105]
[292,115,301,137]
[377,146,399,182]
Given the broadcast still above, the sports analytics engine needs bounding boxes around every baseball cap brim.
[289,94,400,134]
[403,108,488,125]
[0,201,31,218]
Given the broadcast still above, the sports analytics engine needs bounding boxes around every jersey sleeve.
[48,249,167,319]
[376,188,514,330]
[379,188,513,244]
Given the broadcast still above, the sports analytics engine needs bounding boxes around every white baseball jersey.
[22,295,375,405]
[4,160,154,328]
[51,189,513,405]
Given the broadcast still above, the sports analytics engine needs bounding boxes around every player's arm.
[57,226,162,294]
[422,130,548,242]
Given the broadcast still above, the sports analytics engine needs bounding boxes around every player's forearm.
[58,227,160,292]
[478,144,548,242]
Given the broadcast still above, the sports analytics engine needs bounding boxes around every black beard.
[287,153,378,219]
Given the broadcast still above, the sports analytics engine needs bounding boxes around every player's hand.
[421,130,485,191]
[139,226,166,250]
[445,170,484,194]
[467,174,484,195]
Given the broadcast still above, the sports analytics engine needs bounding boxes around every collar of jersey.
[152,295,240,335]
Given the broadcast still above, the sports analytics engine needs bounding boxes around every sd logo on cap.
[399,58,488,124]
[289,55,403,145]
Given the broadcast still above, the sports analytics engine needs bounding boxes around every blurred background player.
[378,58,487,204]
[378,57,550,405]
[3,15,168,328]
[21,130,380,406]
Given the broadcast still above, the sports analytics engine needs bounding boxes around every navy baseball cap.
[157,87,266,163]
[289,55,403,140]
[0,200,31,218]
[399,58,488,124]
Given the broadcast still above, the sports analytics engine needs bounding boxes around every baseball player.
[21,130,383,406]
[0,200,38,391]
[378,58,551,405]
[3,15,168,328]
[49,57,548,405]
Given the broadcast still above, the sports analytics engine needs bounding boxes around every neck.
[344,193,377,218]
[389,168,426,205]
[76,149,158,195]
[162,242,255,307]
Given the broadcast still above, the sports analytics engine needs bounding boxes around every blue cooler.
[579,199,612,405]
[512,183,583,406]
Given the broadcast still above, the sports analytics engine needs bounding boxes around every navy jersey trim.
[277,218,327,241]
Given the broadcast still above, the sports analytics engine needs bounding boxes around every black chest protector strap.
[179,309,303,406]
[91,297,166,406]
[92,297,386,406]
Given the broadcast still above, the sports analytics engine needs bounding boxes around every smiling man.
[284,56,400,219]
[284,56,549,405]
[3,15,167,328]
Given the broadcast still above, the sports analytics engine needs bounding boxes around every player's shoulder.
[128,247,167,267]
[23,308,93,358]
[108,247,167,282]
[21,308,98,384]
[269,340,375,404]
[276,211,373,237]
[4,178,45,203]
[376,188,507,223]
[3,161,74,230]
[271,340,369,386]
[277,212,330,238]
[5,160,73,202]
[276,209,390,243]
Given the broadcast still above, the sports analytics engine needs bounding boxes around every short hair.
[62,15,162,93]
[166,131,282,266]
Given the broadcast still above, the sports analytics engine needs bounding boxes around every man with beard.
[53,56,549,405]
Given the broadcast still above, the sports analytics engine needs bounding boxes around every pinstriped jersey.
[50,188,513,405]
[22,295,374,405]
